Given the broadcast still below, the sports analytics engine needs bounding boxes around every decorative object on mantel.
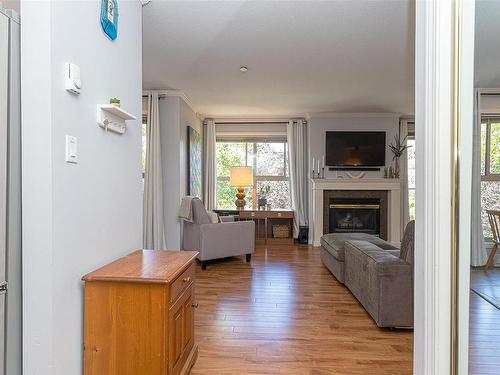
[384,167,389,178]
[109,97,120,107]
[230,166,254,210]
[100,0,118,41]
[345,171,366,179]
[96,104,136,134]
[388,132,410,179]
[312,155,326,179]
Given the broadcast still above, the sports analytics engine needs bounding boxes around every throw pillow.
[207,211,220,224]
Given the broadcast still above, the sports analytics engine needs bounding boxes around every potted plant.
[388,133,410,178]
[258,185,271,209]
[110,97,121,107]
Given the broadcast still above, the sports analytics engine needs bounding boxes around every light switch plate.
[65,135,78,163]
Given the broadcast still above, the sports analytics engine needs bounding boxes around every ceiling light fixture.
[239,66,249,73]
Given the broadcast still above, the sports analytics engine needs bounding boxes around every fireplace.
[329,198,380,236]
[322,190,389,240]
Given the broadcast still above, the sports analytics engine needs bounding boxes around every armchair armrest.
[199,221,255,261]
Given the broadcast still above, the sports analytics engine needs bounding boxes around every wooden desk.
[82,250,199,375]
[215,209,295,245]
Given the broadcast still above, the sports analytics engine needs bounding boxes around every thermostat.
[65,63,81,94]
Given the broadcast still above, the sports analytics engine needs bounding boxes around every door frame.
[414,0,474,374]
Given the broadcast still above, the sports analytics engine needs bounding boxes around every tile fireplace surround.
[311,178,401,246]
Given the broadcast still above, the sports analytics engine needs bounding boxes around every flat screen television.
[326,131,386,167]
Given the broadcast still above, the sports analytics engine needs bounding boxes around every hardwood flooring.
[469,269,500,375]
[191,244,413,374]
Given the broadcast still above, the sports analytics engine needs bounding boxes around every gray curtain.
[203,119,217,210]
[287,119,308,238]
[399,119,410,237]
[471,90,487,266]
[143,92,166,249]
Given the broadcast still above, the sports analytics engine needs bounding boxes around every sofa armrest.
[344,240,413,327]
[199,221,255,261]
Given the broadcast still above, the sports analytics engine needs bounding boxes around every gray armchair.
[182,198,255,270]
[344,221,415,328]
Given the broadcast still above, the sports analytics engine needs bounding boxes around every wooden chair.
[485,210,500,271]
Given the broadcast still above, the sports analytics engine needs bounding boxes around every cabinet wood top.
[82,250,199,284]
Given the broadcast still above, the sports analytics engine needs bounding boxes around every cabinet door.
[182,290,194,353]
[168,285,194,375]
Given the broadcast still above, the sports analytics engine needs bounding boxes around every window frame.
[480,116,500,181]
[215,138,290,209]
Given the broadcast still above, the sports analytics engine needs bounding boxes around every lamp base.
[235,187,246,210]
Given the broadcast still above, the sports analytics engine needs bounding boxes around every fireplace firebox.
[329,198,380,236]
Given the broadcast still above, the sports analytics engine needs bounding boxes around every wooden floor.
[469,269,500,375]
[191,244,413,374]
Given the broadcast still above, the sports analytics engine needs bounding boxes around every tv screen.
[326,131,386,167]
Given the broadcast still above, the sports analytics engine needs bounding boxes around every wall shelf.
[96,104,137,134]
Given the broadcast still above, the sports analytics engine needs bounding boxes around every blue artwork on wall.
[188,126,202,198]
[100,0,119,41]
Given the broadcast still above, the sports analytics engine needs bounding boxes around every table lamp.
[230,166,253,210]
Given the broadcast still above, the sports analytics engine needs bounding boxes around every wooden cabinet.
[82,250,199,375]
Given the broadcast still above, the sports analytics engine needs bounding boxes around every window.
[142,115,147,181]
[407,137,416,220]
[216,139,291,209]
[480,117,500,239]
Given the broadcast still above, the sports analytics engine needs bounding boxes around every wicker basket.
[272,224,290,238]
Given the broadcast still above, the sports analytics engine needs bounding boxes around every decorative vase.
[394,158,400,179]
[258,197,267,208]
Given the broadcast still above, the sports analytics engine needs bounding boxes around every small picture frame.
[100,0,118,41]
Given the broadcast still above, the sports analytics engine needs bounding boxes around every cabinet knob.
[183,277,191,283]
[192,302,199,308]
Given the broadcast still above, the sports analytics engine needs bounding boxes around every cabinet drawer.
[170,263,195,303]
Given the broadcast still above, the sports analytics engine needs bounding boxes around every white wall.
[308,114,400,178]
[159,96,201,249]
[307,113,400,243]
[21,1,143,373]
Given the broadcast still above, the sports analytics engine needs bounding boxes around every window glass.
[216,140,290,209]
[216,142,246,177]
[256,180,291,209]
[407,138,416,221]
[480,117,500,239]
[481,122,487,176]
[256,142,286,176]
[489,122,500,174]
[481,181,500,239]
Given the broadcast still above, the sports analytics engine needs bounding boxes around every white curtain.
[471,90,487,266]
[203,119,217,210]
[143,92,166,249]
[399,119,410,237]
[287,119,308,238]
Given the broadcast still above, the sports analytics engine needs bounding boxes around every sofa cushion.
[320,232,398,261]
[399,220,415,264]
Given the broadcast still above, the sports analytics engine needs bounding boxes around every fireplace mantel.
[311,178,401,246]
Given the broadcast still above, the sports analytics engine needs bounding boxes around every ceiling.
[143,1,416,117]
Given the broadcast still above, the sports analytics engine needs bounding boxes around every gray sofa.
[321,221,415,328]
[182,198,255,269]
[320,232,399,284]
